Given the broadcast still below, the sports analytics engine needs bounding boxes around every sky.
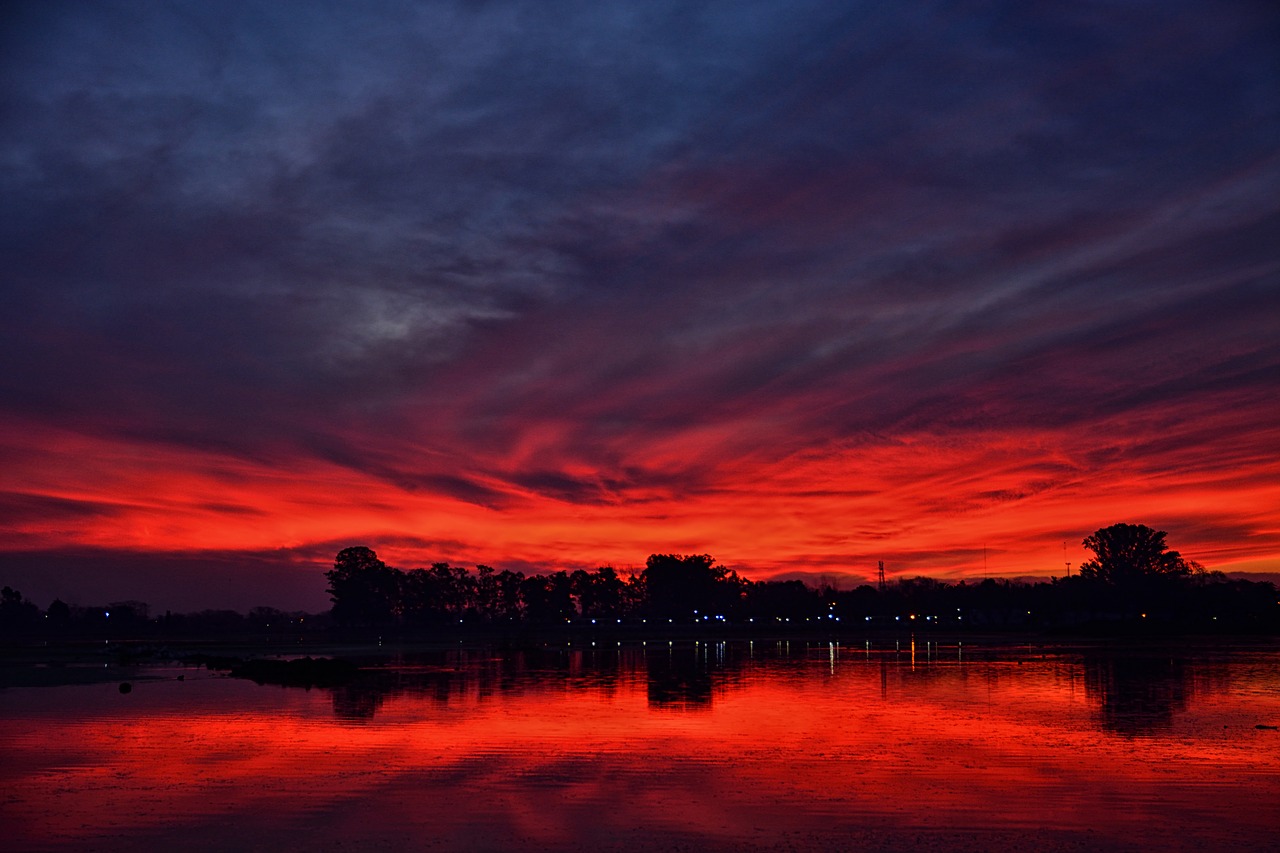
[2,1,1278,612]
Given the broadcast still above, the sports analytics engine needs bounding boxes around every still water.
[3,639,1279,852]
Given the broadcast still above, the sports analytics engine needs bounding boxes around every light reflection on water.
[3,640,1279,852]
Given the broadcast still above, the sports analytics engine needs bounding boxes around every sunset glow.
[2,2,1278,610]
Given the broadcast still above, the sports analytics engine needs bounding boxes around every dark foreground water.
[3,639,1279,852]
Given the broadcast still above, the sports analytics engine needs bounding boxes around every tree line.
[2,524,1275,638]
[323,548,739,627]
[324,524,1278,632]
[0,589,313,639]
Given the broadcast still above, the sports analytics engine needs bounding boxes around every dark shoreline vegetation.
[3,525,1277,657]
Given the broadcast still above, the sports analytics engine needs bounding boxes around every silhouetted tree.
[570,569,594,616]
[45,598,72,632]
[247,607,293,635]
[641,554,743,619]
[1079,524,1191,584]
[547,571,575,621]
[310,534,1271,636]
[401,563,473,625]
[0,586,39,634]
[1076,524,1193,620]
[248,606,285,623]
[108,600,151,625]
[519,571,574,623]
[836,584,881,619]
[572,566,625,620]
[745,580,821,621]
[1185,571,1279,629]
[474,565,498,621]
[897,576,950,615]
[621,572,646,614]
[427,562,476,618]
[326,546,400,626]
[493,569,526,622]
[182,609,247,632]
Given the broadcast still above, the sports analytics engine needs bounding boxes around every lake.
[3,638,1279,852]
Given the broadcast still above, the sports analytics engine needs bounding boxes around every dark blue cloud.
[1,0,1277,501]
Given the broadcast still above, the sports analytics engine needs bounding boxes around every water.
[3,639,1279,852]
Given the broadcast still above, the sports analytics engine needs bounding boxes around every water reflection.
[1082,650,1239,736]
[4,641,1277,852]
[1083,652,1189,735]
[332,682,385,720]
[309,640,1241,736]
[646,644,713,709]
[326,643,743,719]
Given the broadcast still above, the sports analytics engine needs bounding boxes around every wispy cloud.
[2,1,1278,607]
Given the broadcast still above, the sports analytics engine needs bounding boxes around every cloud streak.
[2,1,1278,608]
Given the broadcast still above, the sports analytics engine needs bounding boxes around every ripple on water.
[2,642,1279,852]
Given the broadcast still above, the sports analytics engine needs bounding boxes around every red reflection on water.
[2,648,1279,851]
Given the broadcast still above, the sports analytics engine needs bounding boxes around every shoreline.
[4,631,1279,690]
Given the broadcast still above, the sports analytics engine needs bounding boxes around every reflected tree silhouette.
[645,645,714,709]
[332,683,387,721]
[1083,651,1193,736]
[203,641,1236,733]
[306,645,758,720]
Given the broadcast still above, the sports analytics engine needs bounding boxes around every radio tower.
[878,560,886,592]
[1064,541,1071,577]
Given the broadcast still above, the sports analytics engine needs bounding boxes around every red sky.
[2,2,1278,611]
